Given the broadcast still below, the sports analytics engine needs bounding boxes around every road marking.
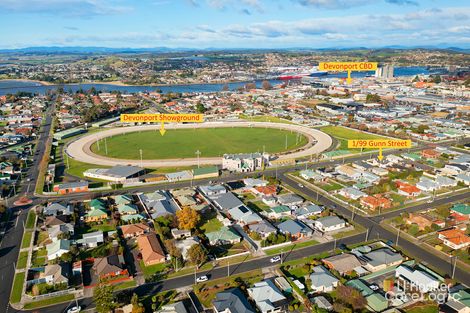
[14,214,19,228]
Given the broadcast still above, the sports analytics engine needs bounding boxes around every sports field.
[320,126,389,151]
[90,127,308,159]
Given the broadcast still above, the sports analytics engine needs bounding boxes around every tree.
[131,293,145,313]
[187,244,207,268]
[336,285,367,310]
[221,84,229,91]
[164,239,182,258]
[412,75,420,82]
[196,102,207,113]
[366,93,381,103]
[93,284,116,313]
[245,82,257,90]
[261,80,272,90]
[408,224,420,236]
[176,207,200,230]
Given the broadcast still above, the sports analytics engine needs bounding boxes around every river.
[0,66,429,95]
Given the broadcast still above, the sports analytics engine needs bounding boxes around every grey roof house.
[213,288,256,313]
[310,266,339,292]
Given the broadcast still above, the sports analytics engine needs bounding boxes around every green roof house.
[451,204,470,217]
[206,226,241,245]
[117,204,138,215]
[365,293,388,312]
[114,195,133,205]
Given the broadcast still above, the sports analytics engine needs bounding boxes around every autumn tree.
[187,244,207,268]
[336,285,367,311]
[262,80,273,90]
[176,207,200,230]
[164,239,182,258]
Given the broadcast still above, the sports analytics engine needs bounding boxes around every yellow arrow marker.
[159,121,166,136]
[378,147,384,161]
[346,70,352,84]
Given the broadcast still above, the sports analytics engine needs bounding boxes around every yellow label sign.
[120,114,204,123]
[348,139,411,149]
[319,62,378,72]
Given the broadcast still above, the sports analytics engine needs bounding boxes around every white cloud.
[0,0,132,16]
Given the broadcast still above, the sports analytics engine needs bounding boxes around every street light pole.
[396,228,400,246]
[195,150,201,169]
[139,149,143,168]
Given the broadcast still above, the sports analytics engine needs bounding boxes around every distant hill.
[0,46,468,55]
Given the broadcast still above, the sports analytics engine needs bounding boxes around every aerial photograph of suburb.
[0,1,469,313]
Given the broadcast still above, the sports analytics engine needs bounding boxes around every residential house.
[41,263,69,286]
[206,226,242,245]
[247,280,288,313]
[77,231,104,248]
[117,204,138,216]
[395,265,440,293]
[139,191,179,219]
[406,213,444,230]
[336,164,362,179]
[192,166,219,180]
[455,173,470,186]
[93,254,127,280]
[228,205,263,225]
[48,223,74,241]
[85,207,108,223]
[252,185,277,197]
[277,194,303,207]
[114,195,133,205]
[213,288,256,313]
[46,239,70,260]
[198,184,227,197]
[396,181,421,197]
[171,228,191,240]
[174,237,200,261]
[422,149,441,159]
[277,219,312,240]
[311,296,333,311]
[322,253,363,276]
[361,248,403,272]
[137,232,166,266]
[294,204,323,219]
[338,187,367,200]
[243,178,268,188]
[267,205,291,219]
[314,216,346,233]
[310,266,339,292]
[438,228,470,250]
[53,181,89,194]
[43,203,72,216]
[360,195,392,211]
[451,204,470,219]
[45,215,68,227]
[248,221,277,239]
[120,223,150,238]
[212,192,244,211]
[300,169,322,181]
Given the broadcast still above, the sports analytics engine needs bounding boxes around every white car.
[67,306,81,313]
[298,184,304,188]
[196,275,208,283]
[270,256,281,263]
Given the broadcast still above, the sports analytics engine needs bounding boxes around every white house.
[310,266,339,292]
[314,216,346,232]
[395,265,440,293]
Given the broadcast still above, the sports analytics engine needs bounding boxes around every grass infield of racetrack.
[90,127,308,160]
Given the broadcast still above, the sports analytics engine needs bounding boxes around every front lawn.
[31,248,47,267]
[25,210,36,229]
[10,272,25,303]
[21,231,33,249]
[199,212,223,233]
[75,222,116,235]
[23,294,75,309]
[140,261,170,278]
[17,251,29,269]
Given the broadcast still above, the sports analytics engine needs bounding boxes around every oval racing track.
[65,121,333,168]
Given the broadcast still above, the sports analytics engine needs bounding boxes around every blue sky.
[0,0,469,49]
